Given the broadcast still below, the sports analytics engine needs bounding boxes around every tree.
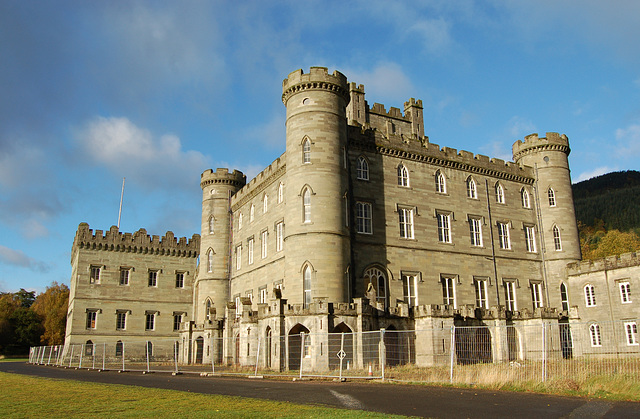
[0,293,19,353]
[14,289,36,308]
[10,307,43,350]
[589,229,640,260]
[31,282,70,345]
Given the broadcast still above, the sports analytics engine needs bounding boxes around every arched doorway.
[195,336,204,364]
[234,334,240,365]
[384,326,415,366]
[115,340,123,357]
[455,325,492,364]
[85,340,94,356]
[329,323,353,370]
[265,327,272,370]
[288,324,310,371]
[507,324,519,361]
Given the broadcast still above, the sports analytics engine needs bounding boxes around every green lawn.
[0,371,407,418]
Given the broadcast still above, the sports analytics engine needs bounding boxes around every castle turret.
[196,168,246,322]
[281,67,351,305]
[513,132,581,309]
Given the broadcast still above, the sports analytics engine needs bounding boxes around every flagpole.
[117,177,125,229]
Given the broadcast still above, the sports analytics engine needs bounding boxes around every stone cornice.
[282,81,350,105]
[231,163,286,211]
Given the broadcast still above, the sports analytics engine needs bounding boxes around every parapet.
[512,132,570,162]
[231,154,285,210]
[567,250,640,275]
[200,167,246,190]
[72,223,200,258]
[282,66,350,104]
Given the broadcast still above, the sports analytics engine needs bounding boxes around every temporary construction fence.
[30,320,640,386]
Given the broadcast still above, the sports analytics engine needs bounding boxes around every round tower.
[196,168,246,322]
[513,132,581,308]
[281,67,351,305]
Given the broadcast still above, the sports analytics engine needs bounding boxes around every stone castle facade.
[65,67,639,367]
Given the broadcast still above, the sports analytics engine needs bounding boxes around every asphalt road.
[2,361,639,418]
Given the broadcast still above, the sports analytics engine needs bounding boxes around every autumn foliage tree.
[31,282,69,345]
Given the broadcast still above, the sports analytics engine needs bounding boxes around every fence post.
[339,332,345,381]
[449,326,455,384]
[380,329,386,381]
[47,346,53,365]
[254,336,261,377]
[541,322,547,382]
[299,332,305,379]
[146,341,150,373]
[102,342,106,371]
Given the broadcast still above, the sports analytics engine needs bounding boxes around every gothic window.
[435,170,446,194]
[619,281,632,303]
[303,265,312,308]
[402,273,418,307]
[398,207,414,239]
[207,249,213,273]
[584,284,596,307]
[238,213,243,230]
[467,177,477,199]
[441,275,456,308]
[548,187,556,207]
[553,225,562,251]
[521,188,530,209]
[250,205,255,222]
[261,230,268,259]
[364,267,387,308]
[495,183,505,204]
[504,280,517,311]
[356,156,369,180]
[263,195,268,213]
[498,222,511,249]
[437,212,451,243]
[525,226,537,252]
[209,216,215,234]
[205,299,212,321]
[531,281,543,309]
[398,164,409,187]
[278,182,284,203]
[560,283,569,311]
[474,277,488,309]
[302,188,311,223]
[625,322,638,345]
[302,138,311,163]
[469,217,483,247]
[356,202,372,234]
[589,323,601,347]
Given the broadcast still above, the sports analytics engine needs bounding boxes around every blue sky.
[1,1,639,293]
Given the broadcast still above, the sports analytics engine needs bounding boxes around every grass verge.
[0,371,406,418]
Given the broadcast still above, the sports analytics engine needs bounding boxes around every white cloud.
[75,116,209,190]
[407,18,456,56]
[0,245,51,273]
[575,166,614,183]
[615,124,640,157]
[506,116,536,139]
[345,63,415,106]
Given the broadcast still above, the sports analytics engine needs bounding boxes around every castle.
[65,67,639,368]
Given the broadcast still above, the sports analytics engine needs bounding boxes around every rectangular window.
[356,202,372,234]
[525,226,537,252]
[402,273,418,307]
[474,278,488,309]
[248,238,254,265]
[590,324,601,347]
[259,287,268,304]
[116,312,126,330]
[148,270,158,287]
[441,275,456,308]
[498,222,511,249]
[173,314,182,331]
[504,280,517,311]
[175,272,184,288]
[235,295,242,318]
[90,266,101,284]
[276,222,284,252]
[437,212,451,243]
[261,230,268,259]
[625,321,638,345]
[619,281,631,304]
[119,268,130,286]
[531,282,543,309]
[469,217,483,246]
[86,310,97,329]
[399,208,415,239]
[145,313,155,331]
[236,245,242,270]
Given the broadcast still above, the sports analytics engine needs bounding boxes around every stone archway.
[288,324,310,371]
[329,322,353,370]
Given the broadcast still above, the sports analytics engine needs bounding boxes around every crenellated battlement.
[200,167,246,190]
[349,125,535,183]
[512,132,570,162]
[567,250,640,275]
[231,153,286,210]
[72,223,200,257]
[282,66,350,105]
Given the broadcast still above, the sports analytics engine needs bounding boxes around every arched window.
[238,213,243,230]
[303,188,311,223]
[521,188,530,209]
[496,183,505,204]
[356,156,369,180]
[303,265,312,308]
[263,194,268,213]
[467,177,477,199]
[209,216,215,234]
[436,170,446,193]
[207,249,213,273]
[250,205,255,222]
[85,340,94,356]
[278,182,284,203]
[115,340,123,357]
[553,225,562,251]
[548,187,556,207]
[364,267,388,309]
[398,164,409,187]
[205,299,212,321]
[589,323,601,347]
[302,138,311,163]
[560,283,569,311]
[584,284,596,307]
